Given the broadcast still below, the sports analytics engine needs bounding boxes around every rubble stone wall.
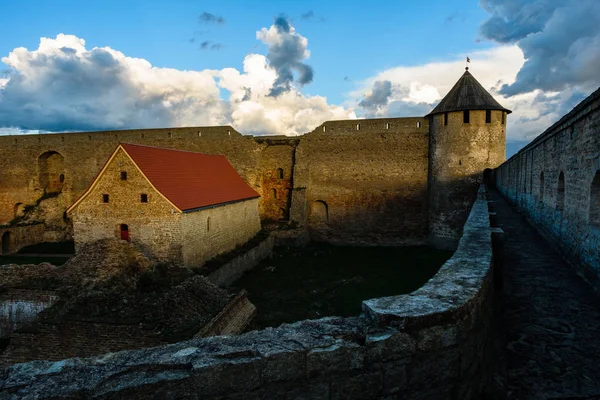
[495,87,600,291]
[0,186,498,400]
[0,224,45,255]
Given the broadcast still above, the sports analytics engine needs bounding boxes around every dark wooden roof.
[427,70,511,116]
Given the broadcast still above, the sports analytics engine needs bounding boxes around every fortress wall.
[256,143,296,221]
[495,87,600,290]
[0,186,498,400]
[0,224,45,255]
[0,126,263,227]
[294,117,430,245]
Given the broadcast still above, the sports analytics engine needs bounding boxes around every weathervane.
[466,56,471,71]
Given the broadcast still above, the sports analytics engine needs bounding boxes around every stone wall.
[292,117,430,245]
[257,143,296,221]
[69,148,184,263]
[0,224,45,255]
[0,186,499,400]
[495,87,600,291]
[206,234,274,287]
[180,198,261,268]
[428,109,507,249]
[0,290,58,338]
[195,290,257,337]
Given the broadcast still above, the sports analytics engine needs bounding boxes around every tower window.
[120,171,127,180]
[102,194,109,203]
[502,112,505,125]
[385,122,390,129]
[463,110,470,124]
[417,121,421,128]
[486,110,492,124]
[140,194,148,203]
[444,112,448,126]
[272,188,277,199]
[277,168,284,179]
[356,124,360,131]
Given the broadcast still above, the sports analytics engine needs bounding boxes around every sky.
[0,0,599,157]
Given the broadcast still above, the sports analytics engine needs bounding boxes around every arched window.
[38,151,65,193]
[277,168,284,179]
[590,171,600,228]
[272,188,277,199]
[556,171,565,211]
[311,200,328,223]
[539,172,545,202]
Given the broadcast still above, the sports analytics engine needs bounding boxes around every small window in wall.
[168,132,173,138]
[272,188,277,199]
[463,110,470,124]
[120,171,127,180]
[539,172,545,202]
[206,217,211,232]
[444,112,448,126]
[589,171,600,228]
[59,174,65,183]
[557,171,565,211]
[502,112,505,125]
[277,168,284,179]
[417,121,421,128]
[385,122,390,129]
[103,194,109,203]
[323,125,326,132]
[356,124,360,131]
[140,194,148,203]
[485,110,492,124]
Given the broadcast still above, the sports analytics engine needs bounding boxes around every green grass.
[0,255,69,266]
[233,243,453,329]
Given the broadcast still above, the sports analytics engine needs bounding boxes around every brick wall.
[495,87,600,291]
[180,198,261,268]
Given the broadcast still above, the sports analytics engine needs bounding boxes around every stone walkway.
[492,190,600,399]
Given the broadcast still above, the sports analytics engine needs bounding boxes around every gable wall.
[70,148,183,262]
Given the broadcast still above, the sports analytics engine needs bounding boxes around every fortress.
[0,69,508,253]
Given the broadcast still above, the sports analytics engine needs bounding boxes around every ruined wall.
[69,148,184,263]
[292,117,430,245]
[0,186,499,400]
[0,289,58,338]
[429,109,506,249]
[180,198,261,268]
[0,224,45,255]
[256,141,296,221]
[495,87,600,290]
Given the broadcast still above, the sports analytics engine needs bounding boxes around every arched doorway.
[120,224,129,242]
[483,168,494,187]
[38,151,65,193]
[311,200,329,223]
[2,232,11,254]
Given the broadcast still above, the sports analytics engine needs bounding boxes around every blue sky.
[1,0,599,157]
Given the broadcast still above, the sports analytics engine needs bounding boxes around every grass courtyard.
[234,243,453,329]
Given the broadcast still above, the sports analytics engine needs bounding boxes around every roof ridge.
[120,142,224,157]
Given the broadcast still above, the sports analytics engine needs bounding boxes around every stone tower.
[427,68,511,249]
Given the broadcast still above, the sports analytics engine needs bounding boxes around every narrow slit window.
[356,123,360,131]
[140,194,148,203]
[277,168,284,179]
[444,112,448,126]
[463,110,470,124]
[417,121,421,128]
[102,194,109,203]
[501,112,505,125]
[120,171,127,180]
[485,110,492,124]
[385,122,390,129]
[206,217,211,232]
[272,188,277,199]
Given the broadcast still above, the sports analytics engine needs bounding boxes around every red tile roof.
[121,143,259,211]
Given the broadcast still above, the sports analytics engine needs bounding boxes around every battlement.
[311,116,428,135]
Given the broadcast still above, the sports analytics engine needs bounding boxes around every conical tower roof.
[426,69,511,116]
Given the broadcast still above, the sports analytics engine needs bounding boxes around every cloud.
[257,16,314,97]
[479,0,600,96]
[200,41,224,51]
[198,12,225,24]
[0,32,354,136]
[359,80,392,111]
